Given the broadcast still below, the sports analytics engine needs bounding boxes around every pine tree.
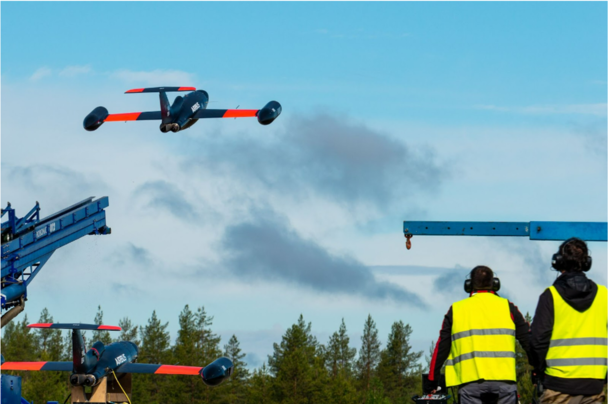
[195,306,224,404]
[26,308,70,404]
[1,315,46,401]
[171,305,202,404]
[424,340,436,373]
[516,312,534,404]
[364,376,392,404]
[115,317,140,345]
[325,319,357,404]
[91,305,113,345]
[377,321,423,404]
[247,363,275,404]
[267,314,329,404]
[222,335,249,404]
[326,319,357,378]
[195,306,222,367]
[133,310,172,404]
[356,314,381,395]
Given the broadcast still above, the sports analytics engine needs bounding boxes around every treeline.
[1,306,534,404]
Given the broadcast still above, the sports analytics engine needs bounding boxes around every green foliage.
[516,312,534,404]
[115,316,140,345]
[91,305,113,345]
[247,363,275,404]
[268,314,329,404]
[377,321,423,404]
[132,310,172,404]
[356,314,382,395]
[1,311,70,404]
[222,334,249,404]
[325,318,358,404]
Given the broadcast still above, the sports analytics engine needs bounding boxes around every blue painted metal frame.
[403,221,607,242]
[1,197,111,310]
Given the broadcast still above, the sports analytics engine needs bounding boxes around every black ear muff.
[492,277,501,292]
[583,256,592,272]
[551,253,564,271]
[552,253,592,272]
[464,279,473,294]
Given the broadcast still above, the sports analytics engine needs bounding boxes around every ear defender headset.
[551,238,592,272]
[464,268,501,294]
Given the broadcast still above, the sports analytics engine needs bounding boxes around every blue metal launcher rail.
[1,197,110,325]
[402,221,607,249]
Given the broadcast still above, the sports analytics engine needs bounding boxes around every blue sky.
[2,2,606,369]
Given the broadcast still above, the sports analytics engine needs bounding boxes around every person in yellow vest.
[429,266,531,404]
[530,238,607,404]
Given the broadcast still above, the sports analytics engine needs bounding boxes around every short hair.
[559,238,589,273]
[471,266,494,290]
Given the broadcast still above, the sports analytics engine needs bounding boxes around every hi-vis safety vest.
[445,293,516,387]
[545,285,607,380]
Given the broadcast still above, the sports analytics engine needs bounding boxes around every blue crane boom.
[402,221,607,249]
[1,197,110,326]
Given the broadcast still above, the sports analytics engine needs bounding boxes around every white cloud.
[59,65,92,77]
[110,69,196,87]
[475,103,607,117]
[30,67,52,81]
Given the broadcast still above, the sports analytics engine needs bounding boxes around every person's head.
[471,265,494,290]
[464,265,500,293]
[552,238,592,273]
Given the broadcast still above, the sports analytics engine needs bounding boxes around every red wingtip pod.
[257,101,282,125]
[200,357,234,387]
[83,106,109,131]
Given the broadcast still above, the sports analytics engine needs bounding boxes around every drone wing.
[1,361,72,371]
[104,111,163,122]
[193,109,258,119]
[29,323,121,331]
[117,363,203,375]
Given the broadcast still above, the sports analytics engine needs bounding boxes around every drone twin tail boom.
[0,323,233,388]
[83,86,282,133]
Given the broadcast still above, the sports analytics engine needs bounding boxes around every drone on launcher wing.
[84,87,282,133]
[0,323,233,388]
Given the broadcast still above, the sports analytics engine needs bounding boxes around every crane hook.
[405,234,413,250]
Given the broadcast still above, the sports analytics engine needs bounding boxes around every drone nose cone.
[200,357,234,387]
[83,107,109,131]
[257,101,282,125]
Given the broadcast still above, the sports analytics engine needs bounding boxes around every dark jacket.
[429,291,531,384]
[530,272,605,395]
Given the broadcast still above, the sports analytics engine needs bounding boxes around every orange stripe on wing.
[125,88,145,93]
[105,113,142,122]
[154,365,202,375]
[28,323,52,328]
[2,362,46,371]
[178,87,196,91]
[222,110,258,118]
[98,325,122,331]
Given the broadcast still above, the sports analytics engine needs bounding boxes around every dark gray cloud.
[433,266,517,301]
[1,164,110,211]
[433,266,470,295]
[569,119,608,158]
[493,238,556,285]
[110,242,153,268]
[371,265,454,276]
[133,180,198,221]
[183,113,446,210]
[219,208,427,308]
